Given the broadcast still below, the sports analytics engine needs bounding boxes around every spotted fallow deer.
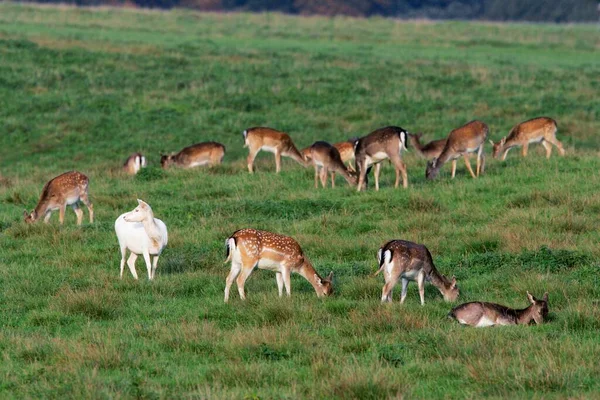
[449,292,549,327]
[491,117,564,160]
[354,126,409,191]
[425,120,488,180]
[307,141,357,188]
[123,152,147,175]
[243,127,307,173]
[24,171,94,225]
[223,228,333,302]
[375,240,458,305]
[161,142,225,169]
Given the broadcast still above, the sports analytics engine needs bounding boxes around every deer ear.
[23,209,29,218]
[527,291,535,304]
[451,276,457,288]
[314,274,323,286]
[327,271,334,281]
[500,137,506,146]
[542,292,549,302]
[137,199,148,208]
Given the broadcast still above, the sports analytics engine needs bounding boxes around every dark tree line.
[19,0,600,22]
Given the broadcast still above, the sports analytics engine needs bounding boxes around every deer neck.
[296,260,322,294]
[141,209,162,247]
[428,267,451,296]
[515,305,536,325]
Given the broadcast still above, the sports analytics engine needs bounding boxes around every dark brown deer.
[307,141,357,188]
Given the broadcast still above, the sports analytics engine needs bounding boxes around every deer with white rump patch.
[354,126,409,191]
[425,120,488,180]
[115,199,168,280]
[375,240,458,304]
[243,127,307,173]
[223,228,333,302]
[306,141,357,188]
[491,117,564,160]
[123,152,147,175]
[449,292,549,327]
[24,171,94,225]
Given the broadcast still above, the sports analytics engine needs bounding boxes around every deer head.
[490,137,506,159]
[442,275,459,302]
[23,209,37,223]
[160,154,174,169]
[124,199,151,223]
[314,271,334,297]
[425,158,440,180]
[526,291,549,324]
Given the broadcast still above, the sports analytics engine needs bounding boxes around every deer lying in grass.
[491,117,564,160]
[24,171,94,225]
[426,120,488,180]
[161,142,225,169]
[115,199,168,280]
[449,292,549,327]
[307,141,357,188]
[123,153,147,175]
[243,127,306,173]
[223,228,333,302]
[354,126,409,191]
[375,240,458,304]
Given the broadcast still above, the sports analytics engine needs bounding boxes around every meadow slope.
[0,4,599,399]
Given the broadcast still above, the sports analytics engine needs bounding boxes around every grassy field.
[1,4,599,398]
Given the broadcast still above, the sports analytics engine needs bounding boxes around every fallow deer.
[425,120,488,180]
[161,142,225,169]
[307,141,357,188]
[24,171,94,225]
[354,126,409,191]
[243,127,307,173]
[223,228,333,302]
[115,199,168,280]
[333,139,358,172]
[449,292,549,327]
[491,117,564,160]
[375,240,458,305]
[123,152,147,175]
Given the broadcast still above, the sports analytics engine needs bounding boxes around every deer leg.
[381,277,399,303]
[58,204,67,225]
[314,165,319,188]
[451,159,457,179]
[247,148,260,173]
[224,261,242,302]
[274,150,282,173]
[347,162,355,173]
[43,211,52,223]
[126,253,139,280]
[119,247,126,279]
[151,255,159,279]
[357,161,366,192]
[320,167,328,188]
[541,140,552,159]
[400,278,410,304]
[476,146,484,176]
[417,270,426,305]
[282,268,292,297]
[521,143,529,157]
[463,155,476,178]
[330,171,335,188]
[236,264,256,300]
[80,192,94,224]
[72,203,83,226]
[142,251,153,280]
[548,136,565,156]
[374,163,381,191]
[276,272,284,297]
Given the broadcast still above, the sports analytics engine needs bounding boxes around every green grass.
[1,3,599,398]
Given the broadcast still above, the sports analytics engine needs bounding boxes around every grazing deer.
[23,171,94,225]
[307,141,357,188]
[354,126,409,191]
[161,142,225,169]
[243,127,307,173]
[491,117,564,160]
[115,199,168,280]
[333,139,358,172]
[375,240,458,304]
[449,292,549,327]
[123,152,147,175]
[223,228,333,302]
[426,120,488,180]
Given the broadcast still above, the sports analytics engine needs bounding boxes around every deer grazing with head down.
[223,228,333,302]
[491,117,564,160]
[115,199,168,280]
[425,120,488,180]
[354,126,409,191]
[243,127,307,173]
[375,240,458,305]
[333,139,358,172]
[24,171,94,225]
[161,142,225,169]
[449,292,549,327]
[123,153,147,175]
[306,141,357,188]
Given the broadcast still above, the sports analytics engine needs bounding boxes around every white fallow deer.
[243,127,307,173]
[161,142,225,169]
[425,120,488,180]
[115,199,168,280]
[307,141,357,188]
[123,152,147,175]
[375,240,458,305]
[223,228,333,302]
[449,292,549,327]
[24,171,94,225]
[354,126,409,191]
[491,117,564,160]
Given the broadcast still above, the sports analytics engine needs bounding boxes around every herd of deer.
[21,116,561,327]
